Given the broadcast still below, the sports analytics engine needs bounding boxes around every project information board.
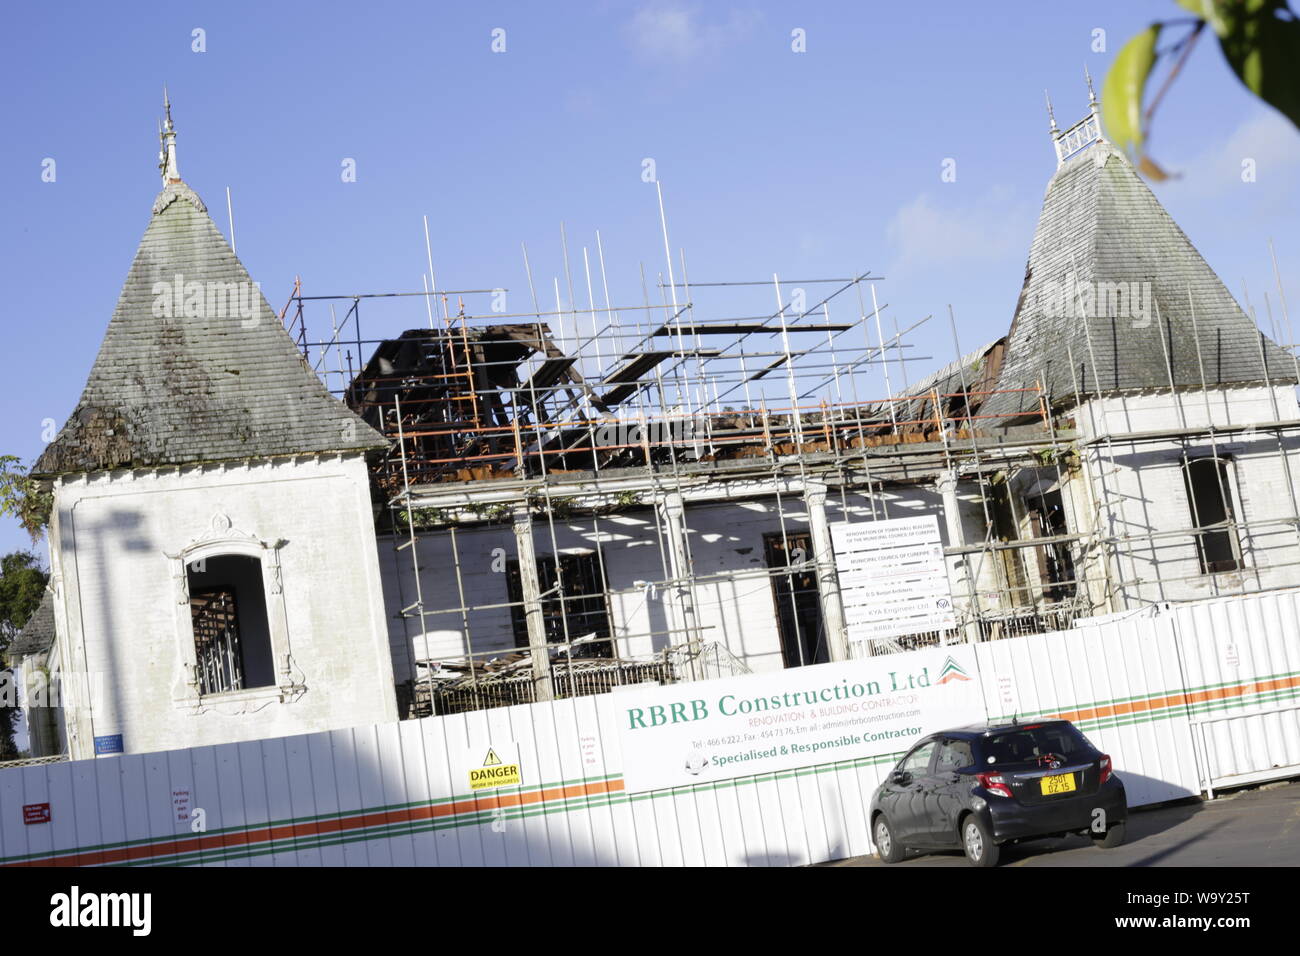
[831,515,957,640]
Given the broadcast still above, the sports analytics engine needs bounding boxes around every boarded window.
[188,555,275,694]
[1183,457,1242,574]
[506,552,613,658]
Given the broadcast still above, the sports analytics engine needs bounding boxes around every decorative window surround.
[166,512,306,715]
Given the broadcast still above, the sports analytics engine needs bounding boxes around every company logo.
[684,750,710,775]
[936,656,971,684]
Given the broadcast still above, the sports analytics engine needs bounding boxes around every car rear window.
[977,724,1091,765]
[936,740,973,772]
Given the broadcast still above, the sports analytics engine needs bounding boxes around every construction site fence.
[3,587,1298,867]
[409,639,752,717]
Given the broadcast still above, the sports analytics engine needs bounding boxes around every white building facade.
[26,108,398,759]
[16,92,1300,750]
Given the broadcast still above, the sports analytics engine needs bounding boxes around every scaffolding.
[277,217,1300,719]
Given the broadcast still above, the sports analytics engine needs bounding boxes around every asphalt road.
[826,779,1300,867]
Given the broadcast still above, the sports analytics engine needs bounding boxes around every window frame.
[167,513,303,710]
[896,738,939,777]
[935,737,974,773]
[1181,454,1244,575]
[505,549,614,658]
[762,530,828,669]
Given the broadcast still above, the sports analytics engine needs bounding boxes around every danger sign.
[468,747,522,791]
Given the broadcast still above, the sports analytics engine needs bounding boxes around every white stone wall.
[378,482,996,678]
[13,659,55,757]
[1077,386,1299,439]
[1076,387,1300,607]
[51,454,397,760]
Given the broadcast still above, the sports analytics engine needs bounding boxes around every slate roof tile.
[8,590,55,658]
[33,181,388,476]
[982,143,1297,420]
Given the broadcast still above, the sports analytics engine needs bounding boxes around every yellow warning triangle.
[483,748,502,766]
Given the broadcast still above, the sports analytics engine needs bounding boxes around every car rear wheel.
[874,815,905,864]
[1093,821,1127,849]
[962,816,1000,867]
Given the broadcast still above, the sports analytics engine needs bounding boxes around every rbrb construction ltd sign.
[615,646,984,793]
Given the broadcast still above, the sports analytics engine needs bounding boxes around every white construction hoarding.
[4,589,1298,867]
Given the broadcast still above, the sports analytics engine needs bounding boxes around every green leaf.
[1213,0,1300,130]
[1195,0,1277,39]
[1177,0,1231,34]
[1102,24,1164,153]
[0,456,52,541]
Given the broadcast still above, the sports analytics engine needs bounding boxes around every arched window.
[167,513,304,711]
[186,554,275,694]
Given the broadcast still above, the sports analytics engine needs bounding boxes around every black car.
[868,719,1127,866]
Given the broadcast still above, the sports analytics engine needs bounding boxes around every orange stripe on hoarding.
[1050,675,1300,724]
[7,777,626,868]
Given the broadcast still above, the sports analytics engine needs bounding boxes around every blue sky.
[3,1,1299,562]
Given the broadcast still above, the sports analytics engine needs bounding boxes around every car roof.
[939,719,1074,738]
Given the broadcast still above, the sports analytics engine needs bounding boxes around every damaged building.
[12,88,1300,758]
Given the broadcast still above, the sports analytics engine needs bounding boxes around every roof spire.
[1045,89,1059,136]
[1050,68,1106,167]
[159,85,181,185]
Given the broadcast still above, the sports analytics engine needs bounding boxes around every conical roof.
[34,180,386,476]
[8,589,55,658]
[982,141,1297,420]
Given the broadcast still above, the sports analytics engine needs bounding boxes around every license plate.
[1040,773,1076,795]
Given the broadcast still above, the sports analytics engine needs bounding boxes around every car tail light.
[1099,754,1112,785]
[976,771,1013,798]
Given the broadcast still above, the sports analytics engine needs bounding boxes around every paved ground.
[826,779,1300,867]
